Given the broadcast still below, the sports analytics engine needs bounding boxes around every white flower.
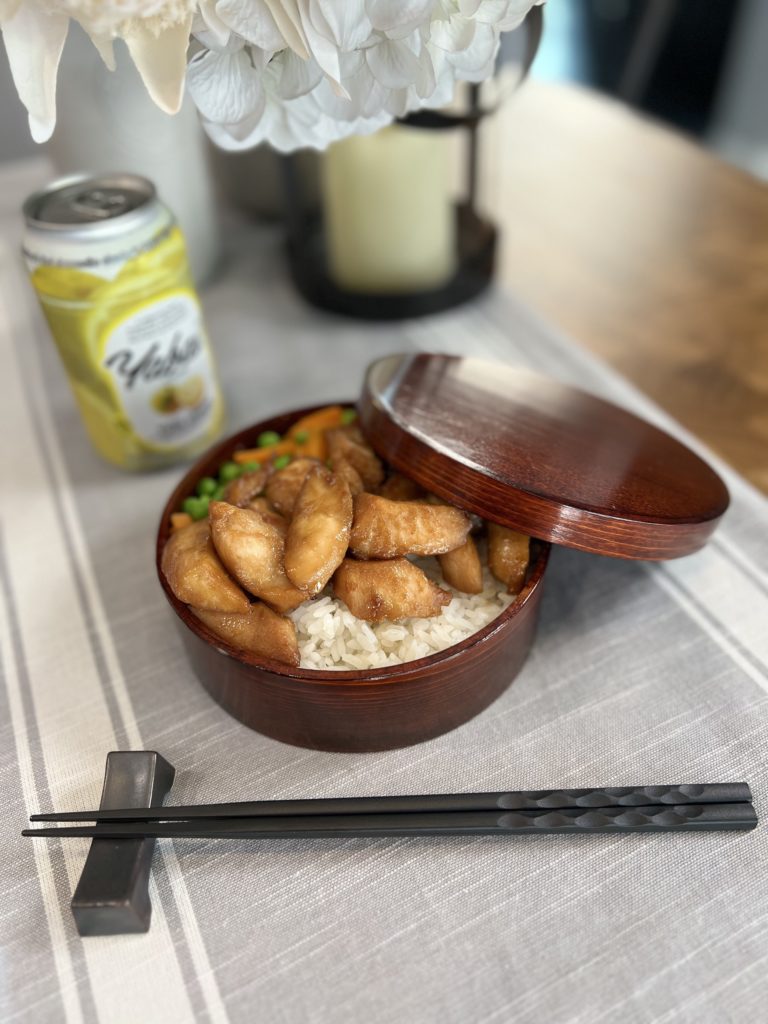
[1,0,545,150]
[1,0,195,141]
[196,0,544,150]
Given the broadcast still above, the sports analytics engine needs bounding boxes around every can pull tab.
[72,188,132,220]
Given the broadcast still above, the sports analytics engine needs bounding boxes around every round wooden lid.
[358,353,729,560]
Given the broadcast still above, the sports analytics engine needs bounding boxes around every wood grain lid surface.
[357,353,729,560]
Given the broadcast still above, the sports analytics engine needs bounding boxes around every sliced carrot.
[295,431,327,461]
[287,405,344,438]
[234,439,296,464]
[170,512,193,531]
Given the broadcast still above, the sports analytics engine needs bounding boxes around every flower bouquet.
[2,0,544,152]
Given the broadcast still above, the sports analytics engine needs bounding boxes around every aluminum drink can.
[22,173,225,471]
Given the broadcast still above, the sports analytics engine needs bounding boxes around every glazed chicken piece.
[247,496,288,538]
[329,457,365,496]
[285,467,353,595]
[223,466,271,507]
[326,428,384,490]
[161,519,249,614]
[209,501,306,614]
[264,458,318,517]
[377,473,426,502]
[333,558,451,622]
[350,493,472,559]
[192,602,300,667]
[487,524,530,595]
[438,536,483,594]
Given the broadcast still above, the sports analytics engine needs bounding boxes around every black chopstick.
[23,802,757,840]
[28,783,752,824]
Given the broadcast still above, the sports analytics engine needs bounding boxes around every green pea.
[242,461,261,472]
[196,476,217,497]
[183,496,209,521]
[212,484,227,501]
[258,430,281,447]
[273,454,292,470]
[219,460,241,482]
[341,408,357,425]
[293,430,310,445]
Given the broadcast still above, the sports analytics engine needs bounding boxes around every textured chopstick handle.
[495,783,753,810]
[494,802,758,833]
[23,803,757,840]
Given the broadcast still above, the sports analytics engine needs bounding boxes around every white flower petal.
[187,46,265,124]
[312,58,382,119]
[430,14,476,53]
[263,0,310,59]
[366,0,433,36]
[215,0,284,51]
[276,48,322,99]
[308,0,372,51]
[414,48,436,96]
[203,101,267,143]
[357,74,389,117]
[338,48,364,76]
[206,92,319,151]
[83,32,116,72]
[447,21,499,79]
[365,37,423,90]
[293,5,346,89]
[123,15,193,115]
[460,0,541,29]
[2,0,68,143]
[420,47,456,105]
[262,98,390,152]
[383,87,410,117]
[203,113,264,149]
[198,0,231,48]
[313,73,356,119]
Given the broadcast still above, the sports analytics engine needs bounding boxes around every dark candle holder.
[281,7,543,322]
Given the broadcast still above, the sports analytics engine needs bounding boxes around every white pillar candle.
[322,125,457,294]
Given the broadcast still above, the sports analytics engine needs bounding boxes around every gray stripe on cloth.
[5,276,220,1023]
[0,254,129,752]
[651,568,768,680]
[710,534,768,597]
[0,525,98,1024]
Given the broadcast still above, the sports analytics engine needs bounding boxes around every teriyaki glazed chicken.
[161,406,531,671]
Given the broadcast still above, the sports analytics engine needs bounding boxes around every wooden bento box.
[156,353,728,752]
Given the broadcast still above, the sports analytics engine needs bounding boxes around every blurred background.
[2,0,766,490]
[1,0,766,179]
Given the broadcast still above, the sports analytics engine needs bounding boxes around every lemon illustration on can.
[178,375,204,408]
[151,386,181,414]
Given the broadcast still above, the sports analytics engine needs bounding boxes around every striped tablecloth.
[2,159,767,1024]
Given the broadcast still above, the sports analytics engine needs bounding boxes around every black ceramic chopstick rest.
[70,751,174,936]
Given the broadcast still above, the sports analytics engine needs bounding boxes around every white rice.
[290,559,515,671]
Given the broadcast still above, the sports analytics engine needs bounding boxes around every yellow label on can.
[29,226,224,470]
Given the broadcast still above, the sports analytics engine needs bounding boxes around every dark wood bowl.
[156,404,551,752]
